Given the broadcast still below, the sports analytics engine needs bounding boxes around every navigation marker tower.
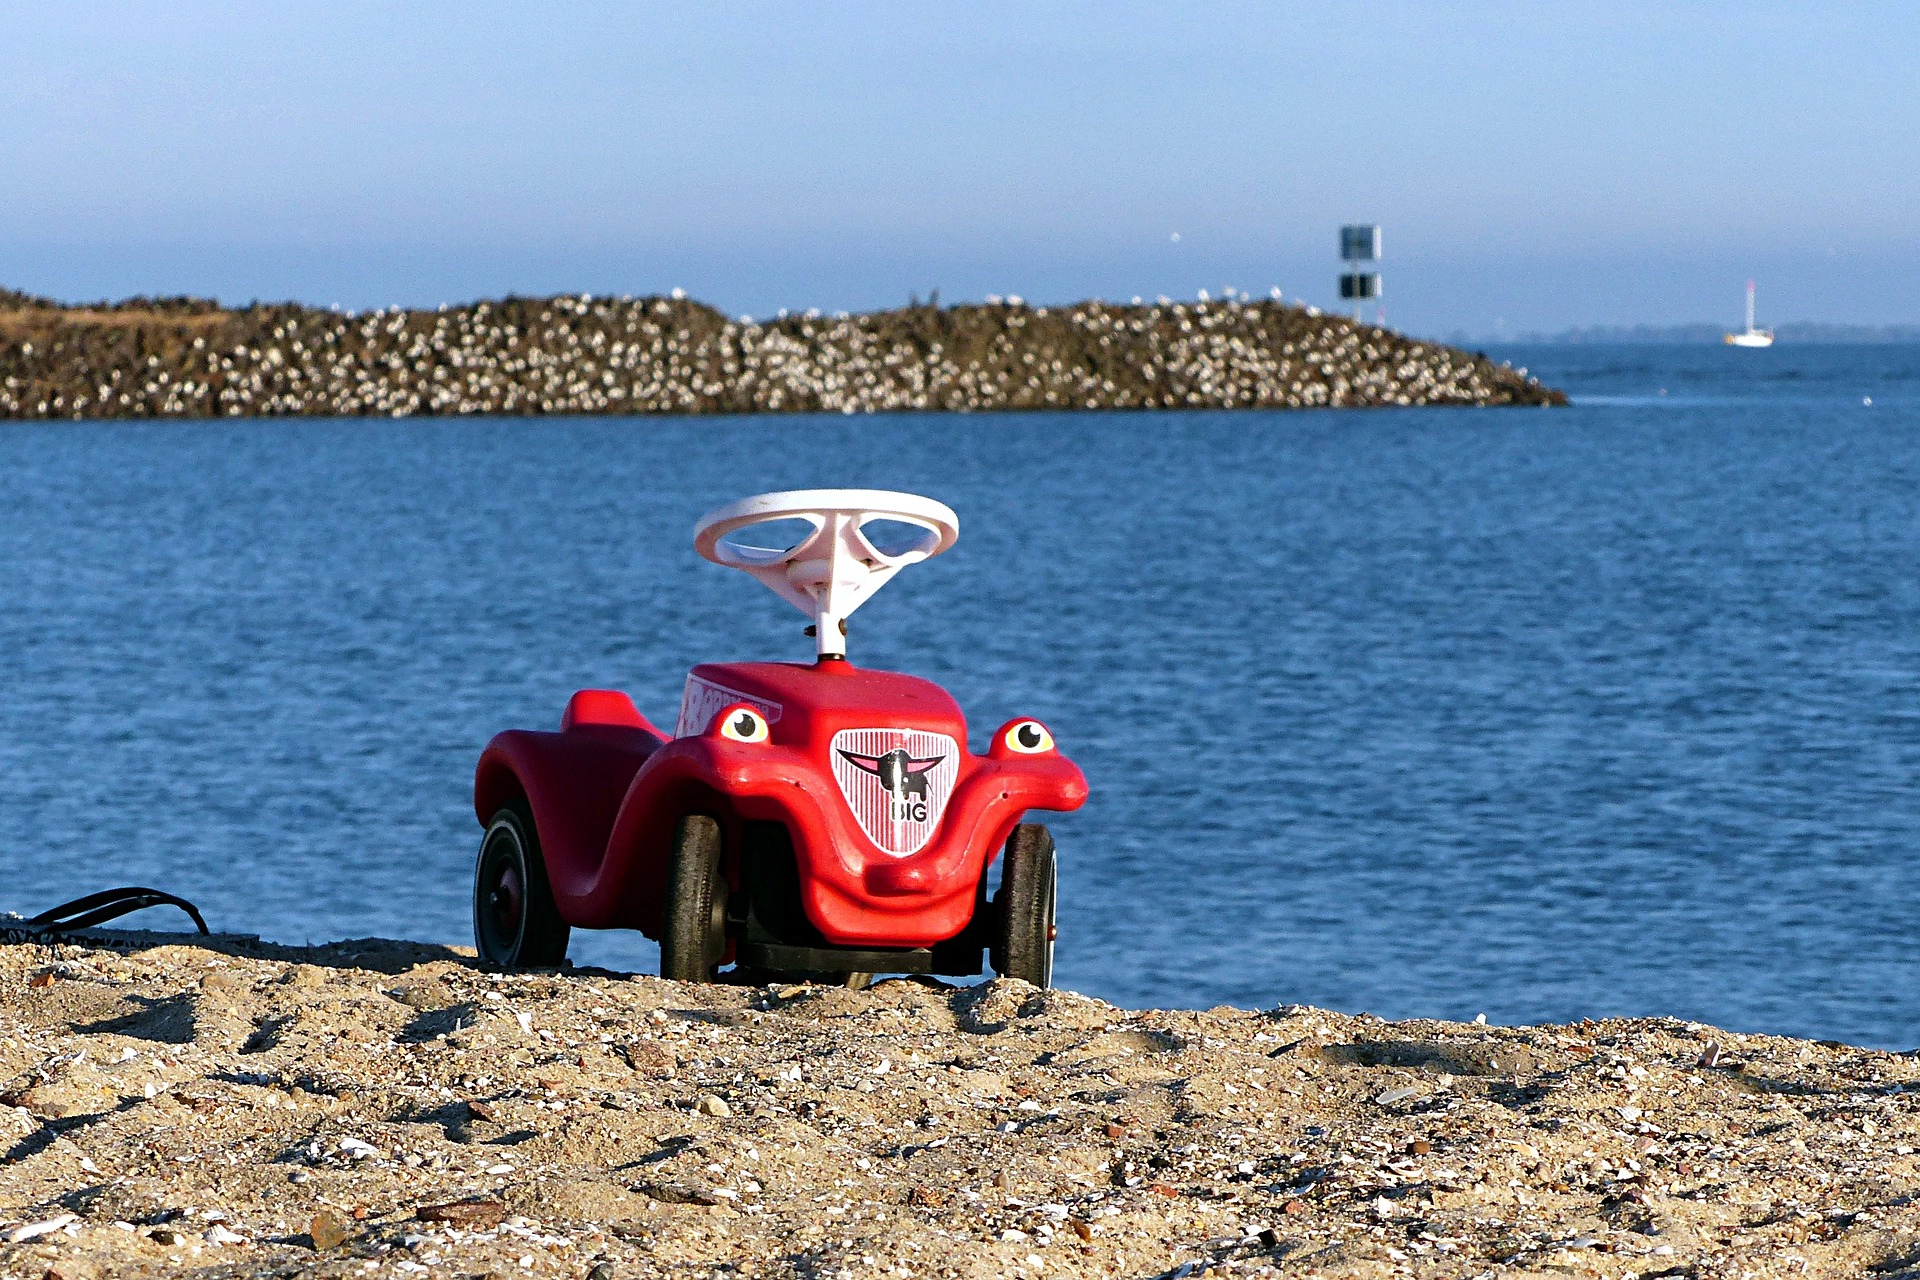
[1339,224,1381,324]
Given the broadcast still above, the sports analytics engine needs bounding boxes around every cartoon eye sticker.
[1003,720,1054,754]
[718,706,770,744]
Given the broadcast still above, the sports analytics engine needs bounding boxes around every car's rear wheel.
[992,824,1056,988]
[662,815,729,982]
[474,802,570,969]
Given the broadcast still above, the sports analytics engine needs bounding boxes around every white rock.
[6,1214,76,1243]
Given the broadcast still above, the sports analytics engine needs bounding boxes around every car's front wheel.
[474,802,570,969]
[992,824,1056,988]
[662,815,729,982]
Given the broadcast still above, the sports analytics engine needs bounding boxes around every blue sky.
[1,3,1914,335]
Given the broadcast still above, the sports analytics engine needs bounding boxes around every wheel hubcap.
[477,820,529,962]
[490,864,524,938]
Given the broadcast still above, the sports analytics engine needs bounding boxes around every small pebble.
[309,1209,349,1251]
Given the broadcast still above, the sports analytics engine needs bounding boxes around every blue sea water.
[1,343,1915,1048]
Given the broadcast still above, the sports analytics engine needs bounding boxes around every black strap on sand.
[18,887,210,938]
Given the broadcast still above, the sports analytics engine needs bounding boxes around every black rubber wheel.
[662,815,729,982]
[992,824,1057,987]
[473,802,570,969]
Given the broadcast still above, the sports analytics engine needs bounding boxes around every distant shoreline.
[1478,321,1920,346]
[0,289,1564,419]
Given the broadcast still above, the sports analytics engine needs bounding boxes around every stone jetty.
[0,288,1563,419]
[0,934,1909,1279]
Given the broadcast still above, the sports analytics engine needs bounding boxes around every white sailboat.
[1724,280,1774,347]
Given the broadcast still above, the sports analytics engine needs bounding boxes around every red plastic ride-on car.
[470,489,1088,986]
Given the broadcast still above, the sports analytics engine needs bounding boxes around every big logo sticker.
[830,728,959,857]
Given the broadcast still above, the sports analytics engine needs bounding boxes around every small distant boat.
[1724,281,1774,347]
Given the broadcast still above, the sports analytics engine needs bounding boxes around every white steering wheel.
[694,489,960,658]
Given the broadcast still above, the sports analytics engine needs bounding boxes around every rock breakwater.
[0,933,1911,1278]
[0,288,1563,419]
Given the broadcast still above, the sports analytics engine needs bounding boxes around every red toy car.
[471,490,1087,986]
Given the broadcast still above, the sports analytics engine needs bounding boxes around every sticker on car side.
[676,676,783,737]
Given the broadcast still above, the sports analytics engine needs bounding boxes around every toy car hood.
[678,661,970,859]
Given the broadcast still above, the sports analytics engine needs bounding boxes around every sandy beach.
[0,933,1914,1278]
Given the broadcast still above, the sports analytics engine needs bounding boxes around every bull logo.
[837,747,945,822]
